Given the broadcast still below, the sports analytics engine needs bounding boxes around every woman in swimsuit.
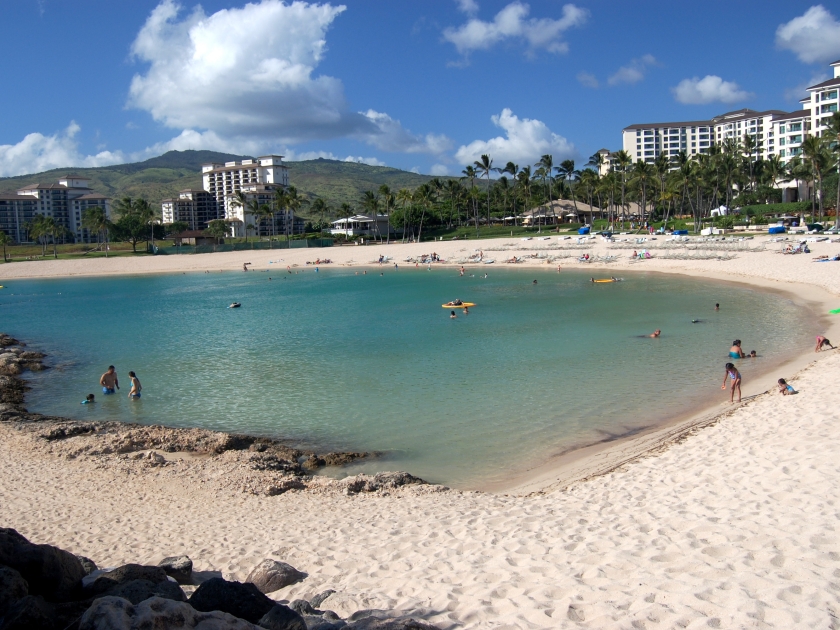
[721,363,741,403]
[729,340,745,359]
[127,371,142,399]
[815,336,836,352]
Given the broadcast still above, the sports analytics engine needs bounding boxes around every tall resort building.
[615,59,840,202]
[0,174,110,243]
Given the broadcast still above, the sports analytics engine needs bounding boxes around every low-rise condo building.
[1,174,110,243]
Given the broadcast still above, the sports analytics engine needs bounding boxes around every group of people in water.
[85,365,142,404]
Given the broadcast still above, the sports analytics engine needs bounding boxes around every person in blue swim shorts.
[127,371,142,399]
[99,365,119,394]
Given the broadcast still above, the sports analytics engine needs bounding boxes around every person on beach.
[649,329,661,338]
[729,340,746,359]
[81,394,95,404]
[100,366,119,394]
[815,336,835,352]
[127,371,142,399]
[778,378,796,395]
[722,363,742,403]
[450,310,457,319]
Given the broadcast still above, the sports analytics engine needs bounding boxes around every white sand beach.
[3,234,840,627]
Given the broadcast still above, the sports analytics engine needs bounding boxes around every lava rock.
[78,596,260,630]
[257,603,307,630]
[341,473,424,495]
[105,578,187,605]
[301,615,346,630]
[245,559,306,594]
[188,577,275,624]
[309,591,335,610]
[86,564,169,596]
[0,595,56,630]
[0,565,29,618]
[0,528,85,602]
[345,619,439,630]
[76,555,98,576]
[157,555,193,584]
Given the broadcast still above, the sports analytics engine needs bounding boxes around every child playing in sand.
[722,363,741,403]
[815,336,835,352]
[778,378,796,395]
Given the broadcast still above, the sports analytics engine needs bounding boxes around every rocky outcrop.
[85,564,169,596]
[188,577,276,624]
[0,565,29,618]
[0,528,85,602]
[158,555,193,584]
[76,555,98,576]
[257,604,308,630]
[0,595,56,630]
[78,596,260,630]
[341,473,426,495]
[309,590,336,609]
[245,559,306,594]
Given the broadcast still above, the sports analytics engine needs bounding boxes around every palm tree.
[229,191,249,241]
[378,184,395,244]
[461,165,479,235]
[205,219,227,251]
[802,135,827,221]
[272,187,287,242]
[395,189,412,241]
[556,160,580,216]
[245,198,262,242]
[362,190,380,242]
[413,183,432,242]
[516,166,532,225]
[311,198,329,232]
[742,133,758,191]
[284,186,308,242]
[499,162,519,224]
[630,160,653,224]
[613,150,633,228]
[474,154,494,228]
[537,154,555,222]
[82,206,111,257]
[0,231,11,262]
[823,112,840,228]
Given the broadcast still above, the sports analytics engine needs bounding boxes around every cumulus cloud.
[456,0,479,16]
[454,108,575,166]
[128,0,446,157]
[442,2,587,58]
[776,5,840,64]
[608,54,657,86]
[430,163,450,176]
[0,122,124,177]
[576,71,599,88]
[672,76,753,105]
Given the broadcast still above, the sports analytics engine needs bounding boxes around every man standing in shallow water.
[99,365,119,394]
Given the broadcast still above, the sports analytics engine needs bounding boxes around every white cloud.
[456,0,479,16]
[410,166,420,174]
[454,108,575,166]
[784,72,830,101]
[430,163,450,176]
[576,71,599,89]
[128,0,445,156]
[442,2,587,57]
[607,54,657,86]
[0,123,124,177]
[672,76,753,105]
[776,5,840,64]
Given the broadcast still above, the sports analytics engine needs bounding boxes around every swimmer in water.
[81,394,95,404]
[749,350,757,358]
[450,310,457,319]
[127,371,142,399]
[649,329,661,338]
[729,340,746,359]
[463,307,469,314]
[721,363,741,403]
[533,279,538,284]
[715,303,720,311]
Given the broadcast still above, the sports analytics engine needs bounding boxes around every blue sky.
[1,0,839,177]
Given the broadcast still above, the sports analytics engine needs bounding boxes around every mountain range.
[0,150,441,212]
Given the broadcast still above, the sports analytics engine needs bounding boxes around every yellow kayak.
[442,302,476,308]
[593,279,617,283]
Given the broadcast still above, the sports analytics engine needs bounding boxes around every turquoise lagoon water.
[0,267,817,488]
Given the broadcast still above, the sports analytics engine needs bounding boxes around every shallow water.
[0,266,816,488]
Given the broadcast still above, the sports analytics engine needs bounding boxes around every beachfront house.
[330,214,394,237]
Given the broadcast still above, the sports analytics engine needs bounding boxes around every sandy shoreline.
[4,234,840,627]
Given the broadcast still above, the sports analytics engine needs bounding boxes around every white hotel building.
[616,59,840,202]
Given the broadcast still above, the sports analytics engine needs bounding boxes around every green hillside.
[0,150,440,213]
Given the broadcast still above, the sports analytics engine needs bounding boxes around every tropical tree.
[461,165,479,235]
[801,135,828,221]
[823,111,840,228]
[0,231,11,262]
[205,219,228,250]
[82,206,111,256]
[500,162,519,224]
[395,189,413,241]
[284,186,308,242]
[311,198,330,231]
[556,159,580,216]
[362,190,380,242]
[245,198,262,242]
[378,185,394,243]
[474,155,494,228]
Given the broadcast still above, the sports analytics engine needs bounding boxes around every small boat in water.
[229,302,241,308]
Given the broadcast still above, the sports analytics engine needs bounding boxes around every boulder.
[188,577,275,624]
[78,596,260,630]
[309,590,335,610]
[76,555,98,576]
[301,616,346,630]
[345,619,439,630]
[257,604,307,630]
[0,595,56,630]
[245,559,306,594]
[289,599,317,616]
[105,578,186,605]
[0,528,85,602]
[0,565,28,618]
[341,473,425,495]
[85,564,169,596]
[157,555,193,584]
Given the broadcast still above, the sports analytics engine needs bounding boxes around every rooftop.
[773,109,811,121]
[623,120,711,131]
[806,76,840,91]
